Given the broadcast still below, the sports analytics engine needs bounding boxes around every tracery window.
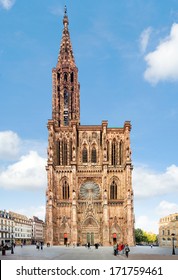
[82,147,88,163]
[110,180,117,199]
[111,139,117,166]
[62,139,67,165]
[119,141,123,165]
[69,139,72,162]
[107,141,109,161]
[91,147,97,163]
[62,181,69,199]
[64,72,68,82]
[71,72,74,83]
[64,90,68,109]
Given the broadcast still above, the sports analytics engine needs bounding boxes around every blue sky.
[0,0,178,234]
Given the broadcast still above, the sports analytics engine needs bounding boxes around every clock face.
[79,182,100,199]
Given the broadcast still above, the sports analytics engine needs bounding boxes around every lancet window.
[110,180,117,199]
[82,147,88,163]
[62,181,69,199]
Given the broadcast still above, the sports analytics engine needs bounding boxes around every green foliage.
[135,228,157,244]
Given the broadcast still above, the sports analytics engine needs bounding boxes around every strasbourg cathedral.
[45,8,135,246]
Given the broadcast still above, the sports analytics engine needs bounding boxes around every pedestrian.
[125,244,130,258]
[87,242,91,249]
[40,242,43,250]
[21,242,23,248]
[113,243,117,256]
[122,243,125,255]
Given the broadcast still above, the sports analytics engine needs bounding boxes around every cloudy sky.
[0,0,178,234]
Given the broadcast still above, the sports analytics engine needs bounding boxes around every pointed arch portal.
[81,216,100,245]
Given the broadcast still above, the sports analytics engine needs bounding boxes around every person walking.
[113,243,117,256]
[125,244,130,258]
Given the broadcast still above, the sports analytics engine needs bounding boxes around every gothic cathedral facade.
[45,10,135,246]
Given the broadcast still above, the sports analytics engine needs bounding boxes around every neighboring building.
[31,216,45,244]
[9,211,32,245]
[45,8,135,246]
[0,210,14,246]
[159,213,178,247]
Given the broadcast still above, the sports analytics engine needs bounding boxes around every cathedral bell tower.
[52,6,80,127]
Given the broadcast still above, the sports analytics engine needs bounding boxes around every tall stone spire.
[57,5,75,68]
[52,6,80,127]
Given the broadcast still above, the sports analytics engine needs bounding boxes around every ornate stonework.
[45,8,135,246]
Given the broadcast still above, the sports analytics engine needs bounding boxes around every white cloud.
[139,27,152,53]
[156,200,178,217]
[0,0,15,10]
[133,164,178,199]
[0,131,21,160]
[135,215,158,233]
[14,205,45,221]
[0,151,47,190]
[144,23,178,84]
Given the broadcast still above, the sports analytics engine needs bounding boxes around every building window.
[107,141,109,162]
[62,139,67,165]
[111,139,117,166]
[64,73,68,82]
[110,181,117,199]
[62,181,69,199]
[64,90,68,109]
[91,147,97,163]
[71,72,74,83]
[82,147,88,163]
[119,141,123,165]
[70,139,72,162]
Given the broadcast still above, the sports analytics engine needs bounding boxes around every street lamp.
[171,233,175,255]
[11,226,14,254]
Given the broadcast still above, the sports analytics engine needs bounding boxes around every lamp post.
[171,233,175,255]
[11,226,14,254]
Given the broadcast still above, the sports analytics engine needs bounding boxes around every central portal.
[87,232,94,245]
[81,216,99,245]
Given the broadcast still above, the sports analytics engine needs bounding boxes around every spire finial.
[63,5,69,28]
[64,5,67,16]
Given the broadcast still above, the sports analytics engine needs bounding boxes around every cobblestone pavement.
[1,245,178,260]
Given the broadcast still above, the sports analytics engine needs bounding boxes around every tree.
[135,228,157,244]
[135,228,145,243]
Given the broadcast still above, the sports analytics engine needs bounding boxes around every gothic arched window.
[62,181,69,199]
[69,139,72,162]
[111,139,117,166]
[71,72,74,83]
[62,139,67,165]
[107,141,109,162]
[110,180,117,199]
[82,147,88,163]
[119,141,123,165]
[64,72,68,82]
[91,147,97,163]
[64,90,68,109]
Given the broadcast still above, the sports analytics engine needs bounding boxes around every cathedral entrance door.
[64,233,68,245]
[81,217,99,245]
[87,232,94,245]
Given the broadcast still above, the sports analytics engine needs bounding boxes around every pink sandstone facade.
[45,9,135,246]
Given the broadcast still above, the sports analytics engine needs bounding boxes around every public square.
[1,245,178,260]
